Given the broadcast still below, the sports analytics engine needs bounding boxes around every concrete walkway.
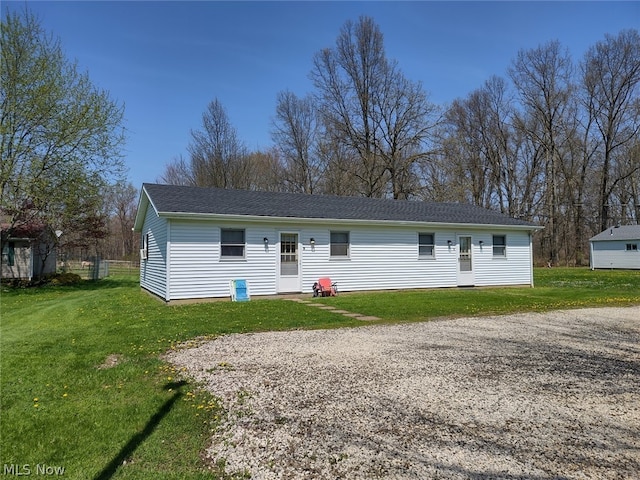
[284,297,380,321]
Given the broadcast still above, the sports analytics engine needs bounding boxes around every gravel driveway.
[167,306,640,479]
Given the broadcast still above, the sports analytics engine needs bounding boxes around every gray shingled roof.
[590,225,640,241]
[142,183,539,227]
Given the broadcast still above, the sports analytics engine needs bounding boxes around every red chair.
[317,277,337,297]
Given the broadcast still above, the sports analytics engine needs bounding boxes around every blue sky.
[4,1,639,189]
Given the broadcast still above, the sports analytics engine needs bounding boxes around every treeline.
[160,17,639,266]
[55,182,138,262]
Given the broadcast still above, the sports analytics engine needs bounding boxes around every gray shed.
[590,225,640,270]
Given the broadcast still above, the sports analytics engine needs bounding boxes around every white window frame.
[140,233,149,261]
[493,234,507,257]
[330,231,350,258]
[221,228,246,260]
[418,233,435,258]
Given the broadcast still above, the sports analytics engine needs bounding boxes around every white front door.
[457,235,475,286]
[278,232,300,293]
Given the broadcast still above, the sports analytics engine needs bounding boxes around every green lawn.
[314,267,640,321]
[1,268,639,479]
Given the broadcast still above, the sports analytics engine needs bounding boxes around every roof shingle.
[590,225,640,241]
[142,183,539,228]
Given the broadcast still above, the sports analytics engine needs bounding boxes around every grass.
[1,268,639,479]
[313,267,640,321]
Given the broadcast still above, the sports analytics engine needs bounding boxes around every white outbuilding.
[590,225,640,270]
[133,183,542,302]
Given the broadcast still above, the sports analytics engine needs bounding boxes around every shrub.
[49,273,83,286]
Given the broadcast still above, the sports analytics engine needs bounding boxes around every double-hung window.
[626,243,638,251]
[330,231,349,258]
[493,235,506,257]
[221,229,245,259]
[418,233,435,257]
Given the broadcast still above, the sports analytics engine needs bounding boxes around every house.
[133,183,542,302]
[1,224,57,280]
[589,225,640,270]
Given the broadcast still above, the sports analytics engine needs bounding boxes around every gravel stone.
[167,306,640,479]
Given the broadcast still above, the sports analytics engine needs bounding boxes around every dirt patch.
[167,306,640,479]
[96,354,124,370]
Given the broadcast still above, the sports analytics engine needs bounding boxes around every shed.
[589,225,640,270]
[133,183,542,302]
[1,224,57,280]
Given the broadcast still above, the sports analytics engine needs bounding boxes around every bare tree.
[439,76,539,216]
[311,16,437,199]
[158,154,194,186]
[374,70,439,199]
[271,91,323,193]
[244,148,287,192]
[509,40,574,265]
[311,16,390,197]
[188,99,252,189]
[106,182,138,258]
[315,134,360,196]
[582,29,640,231]
[624,140,640,223]
[443,92,497,208]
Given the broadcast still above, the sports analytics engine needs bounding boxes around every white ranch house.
[590,225,640,270]
[134,183,542,302]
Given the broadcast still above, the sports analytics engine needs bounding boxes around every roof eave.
[133,185,160,232]
[157,211,542,231]
[590,237,639,242]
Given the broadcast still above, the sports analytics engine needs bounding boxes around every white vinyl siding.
[591,240,640,270]
[302,226,458,293]
[139,206,168,300]
[162,223,536,300]
[168,221,277,300]
[474,232,533,286]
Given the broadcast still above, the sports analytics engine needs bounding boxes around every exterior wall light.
[447,240,453,247]
[479,240,484,246]
[310,238,315,246]
[263,237,269,244]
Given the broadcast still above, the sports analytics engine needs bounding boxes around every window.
[493,235,506,257]
[418,233,435,257]
[330,231,349,257]
[221,229,245,258]
[626,243,638,251]
[140,233,149,260]
[2,242,15,266]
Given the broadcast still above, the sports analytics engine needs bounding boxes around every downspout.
[165,219,171,302]
[589,241,594,270]
[529,231,534,288]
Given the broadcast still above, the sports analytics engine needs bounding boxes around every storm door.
[457,235,475,286]
[278,232,300,292]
